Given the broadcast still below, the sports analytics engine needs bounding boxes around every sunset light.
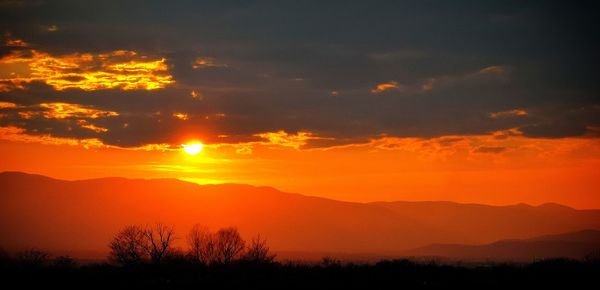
[1,1,598,288]
[182,142,203,155]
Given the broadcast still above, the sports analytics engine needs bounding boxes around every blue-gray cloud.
[0,0,598,147]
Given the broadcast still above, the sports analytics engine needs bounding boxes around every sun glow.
[182,142,203,155]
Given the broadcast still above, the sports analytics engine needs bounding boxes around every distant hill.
[369,200,600,246]
[405,230,600,261]
[1,171,599,259]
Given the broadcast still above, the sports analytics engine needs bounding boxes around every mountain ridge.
[2,171,587,210]
[406,229,600,261]
[1,171,599,258]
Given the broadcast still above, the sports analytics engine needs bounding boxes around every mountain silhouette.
[405,229,600,261]
[1,171,599,259]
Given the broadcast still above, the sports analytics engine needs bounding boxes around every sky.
[0,0,599,208]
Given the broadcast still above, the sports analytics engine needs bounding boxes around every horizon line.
[2,170,595,211]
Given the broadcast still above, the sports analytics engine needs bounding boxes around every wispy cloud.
[0,125,176,151]
[371,81,401,94]
[38,103,119,119]
[172,112,189,120]
[192,57,228,69]
[490,109,528,119]
[479,65,508,75]
[0,49,173,91]
[255,130,322,149]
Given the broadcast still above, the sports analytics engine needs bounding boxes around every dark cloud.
[0,0,598,147]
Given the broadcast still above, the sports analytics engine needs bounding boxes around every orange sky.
[0,30,598,210]
[1,127,599,209]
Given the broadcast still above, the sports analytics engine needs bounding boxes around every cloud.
[490,109,528,119]
[0,125,106,148]
[313,128,594,163]
[420,78,435,91]
[371,81,401,94]
[77,120,109,133]
[0,101,119,137]
[254,130,324,149]
[0,125,175,151]
[190,90,203,100]
[37,102,119,119]
[192,57,228,69]
[5,39,28,48]
[0,49,173,91]
[0,101,17,109]
[0,101,119,120]
[0,1,597,146]
[172,112,189,120]
[235,146,253,155]
[478,65,507,75]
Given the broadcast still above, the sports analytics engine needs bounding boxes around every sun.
[182,142,203,155]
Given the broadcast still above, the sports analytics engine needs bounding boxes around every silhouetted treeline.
[1,253,599,289]
[1,224,599,289]
[108,223,275,266]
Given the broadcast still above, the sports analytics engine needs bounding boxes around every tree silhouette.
[0,247,9,266]
[52,255,77,269]
[187,224,216,265]
[108,225,148,265]
[142,223,175,264]
[584,249,600,263]
[110,224,267,266]
[244,234,276,263]
[214,227,245,264]
[109,223,176,265]
[16,248,49,268]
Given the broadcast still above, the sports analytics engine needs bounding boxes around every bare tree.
[108,225,148,265]
[143,223,175,264]
[17,248,50,268]
[244,234,276,263]
[187,224,216,265]
[214,227,245,264]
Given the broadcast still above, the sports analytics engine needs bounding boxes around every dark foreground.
[1,258,599,289]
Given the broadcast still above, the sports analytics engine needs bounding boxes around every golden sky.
[1,1,599,209]
[1,125,599,208]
